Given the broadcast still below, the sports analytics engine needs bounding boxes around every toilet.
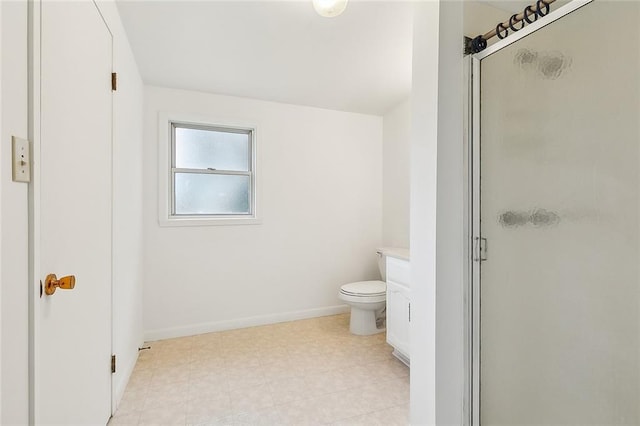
[338,251,387,335]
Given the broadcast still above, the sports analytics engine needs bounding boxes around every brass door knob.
[44,274,76,296]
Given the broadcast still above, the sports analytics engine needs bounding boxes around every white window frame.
[158,112,260,226]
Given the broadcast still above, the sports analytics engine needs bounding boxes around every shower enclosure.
[470,1,640,424]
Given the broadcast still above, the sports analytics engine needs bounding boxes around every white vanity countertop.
[378,247,410,261]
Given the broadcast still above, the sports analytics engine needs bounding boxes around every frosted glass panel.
[480,2,640,424]
[174,126,250,171]
[174,173,250,215]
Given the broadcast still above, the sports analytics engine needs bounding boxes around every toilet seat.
[340,280,386,296]
[339,280,386,303]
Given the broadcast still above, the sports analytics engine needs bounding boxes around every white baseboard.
[144,304,350,342]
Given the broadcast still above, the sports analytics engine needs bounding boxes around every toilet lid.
[340,280,386,296]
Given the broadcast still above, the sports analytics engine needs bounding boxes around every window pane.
[174,126,250,171]
[174,173,250,215]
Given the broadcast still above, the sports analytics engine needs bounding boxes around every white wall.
[410,1,465,425]
[0,5,3,422]
[100,1,146,411]
[463,1,506,41]
[410,2,440,423]
[383,98,411,248]
[1,2,29,423]
[0,1,144,421]
[143,86,383,340]
[434,1,465,424]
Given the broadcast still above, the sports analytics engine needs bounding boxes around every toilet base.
[349,307,386,336]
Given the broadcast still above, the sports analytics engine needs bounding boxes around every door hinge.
[473,237,488,262]
[111,354,116,373]
[408,302,411,322]
[111,72,117,91]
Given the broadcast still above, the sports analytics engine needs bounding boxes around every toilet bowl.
[338,280,386,335]
[338,251,387,335]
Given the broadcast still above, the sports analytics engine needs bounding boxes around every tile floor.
[109,314,409,426]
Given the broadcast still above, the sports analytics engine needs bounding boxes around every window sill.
[159,216,261,227]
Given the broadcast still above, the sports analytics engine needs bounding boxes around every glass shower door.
[478,1,640,424]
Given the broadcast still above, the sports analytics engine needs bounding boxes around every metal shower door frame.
[467,1,594,424]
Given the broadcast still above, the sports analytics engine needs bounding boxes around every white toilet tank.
[376,250,386,280]
[377,247,410,281]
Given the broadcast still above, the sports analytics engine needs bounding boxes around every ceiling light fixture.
[312,0,348,18]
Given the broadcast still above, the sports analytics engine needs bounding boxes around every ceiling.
[481,0,534,13]
[482,0,572,14]
[116,1,414,116]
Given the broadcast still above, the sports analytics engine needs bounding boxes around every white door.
[33,1,113,423]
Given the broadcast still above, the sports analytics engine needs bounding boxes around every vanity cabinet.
[386,256,410,365]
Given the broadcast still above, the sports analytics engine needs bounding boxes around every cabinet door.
[387,281,410,357]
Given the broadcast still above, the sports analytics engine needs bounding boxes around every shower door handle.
[474,237,488,262]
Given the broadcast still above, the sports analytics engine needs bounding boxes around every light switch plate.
[12,136,31,183]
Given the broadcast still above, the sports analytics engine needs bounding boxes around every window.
[159,115,258,226]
